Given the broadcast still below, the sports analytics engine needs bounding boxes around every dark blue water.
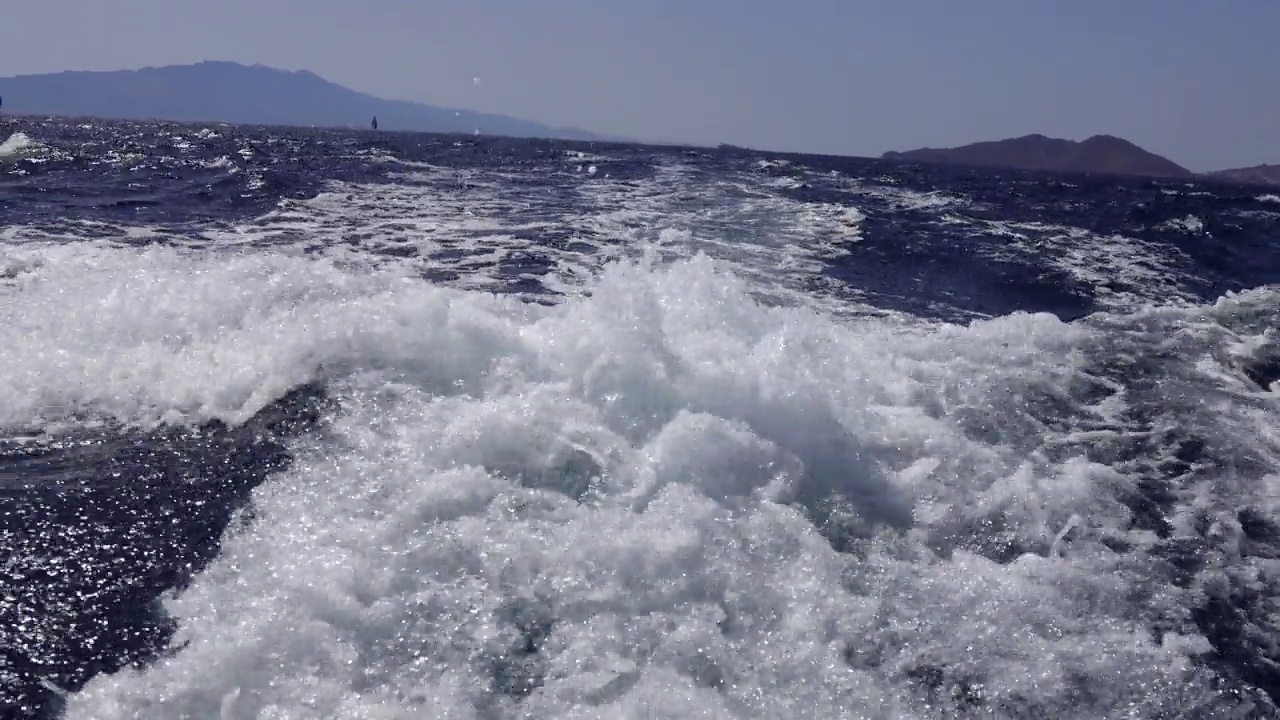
[5,118,1276,321]
[2,117,1279,718]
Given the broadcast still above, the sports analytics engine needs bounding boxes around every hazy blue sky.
[1,0,1275,170]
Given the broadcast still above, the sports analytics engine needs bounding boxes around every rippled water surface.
[2,117,1280,719]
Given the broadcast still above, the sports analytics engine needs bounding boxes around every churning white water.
[2,132,1277,718]
[0,235,1265,718]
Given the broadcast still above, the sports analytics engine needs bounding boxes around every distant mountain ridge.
[882,133,1193,179]
[0,61,604,141]
[1203,164,1280,188]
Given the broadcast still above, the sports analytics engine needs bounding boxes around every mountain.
[1203,163,1280,188]
[0,61,603,141]
[882,133,1193,179]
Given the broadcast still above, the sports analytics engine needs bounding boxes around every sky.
[1,0,1276,171]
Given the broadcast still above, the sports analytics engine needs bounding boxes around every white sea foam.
[3,144,1202,323]
[977,219,1199,309]
[4,128,1277,715]
[566,162,878,317]
[1159,214,1205,233]
[109,158,888,318]
[0,131,38,158]
[6,241,1263,717]
[0,242,526,431]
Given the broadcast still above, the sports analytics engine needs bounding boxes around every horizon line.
[1,60,1271,173]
